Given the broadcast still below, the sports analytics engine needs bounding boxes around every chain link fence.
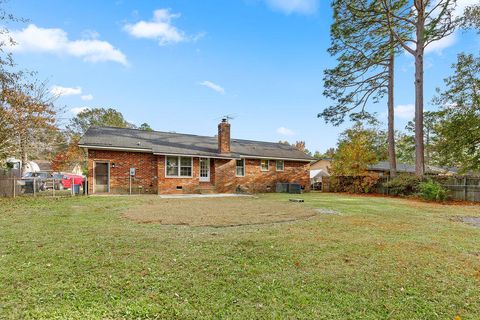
[0,176,86,198]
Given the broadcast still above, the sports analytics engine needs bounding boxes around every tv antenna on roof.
[215,114,237,123]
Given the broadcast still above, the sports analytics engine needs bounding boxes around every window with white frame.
[236,159,245,176]
[276,160,284,171]
[180,157,192,176]
[260,159,269,171]
[166,156,192,177]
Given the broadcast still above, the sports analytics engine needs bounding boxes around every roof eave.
[239,155,314,162]
[153,152,239,160]
[78,144,153,153]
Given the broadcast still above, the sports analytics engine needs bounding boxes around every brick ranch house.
[78,120,313,194]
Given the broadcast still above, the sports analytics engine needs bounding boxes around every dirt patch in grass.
[315,208,340,215]
[122,197,319,227]
[456,217,480,228]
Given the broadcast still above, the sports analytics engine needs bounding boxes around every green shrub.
[419,180,448,201]
[383,175,422,196]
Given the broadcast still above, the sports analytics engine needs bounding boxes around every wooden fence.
[322,175,480,202]
[432,176,480,202]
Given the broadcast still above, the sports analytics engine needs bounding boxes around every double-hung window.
[276,160,284,171]
[166,156,192,177]
[236,159,245,177]
[260,159,269,171]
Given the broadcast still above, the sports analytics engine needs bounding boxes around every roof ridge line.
[90,126,297,147]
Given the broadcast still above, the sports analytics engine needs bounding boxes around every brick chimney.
[218,118,231,154]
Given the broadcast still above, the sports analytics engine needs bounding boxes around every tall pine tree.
[381,0,458,175]
[320,0,402,176]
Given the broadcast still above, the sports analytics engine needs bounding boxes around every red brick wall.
[156,155,202,194]
[214,159,310,193]
[87,150,158,194]
[87,150,310,194]
[218,121,230,154]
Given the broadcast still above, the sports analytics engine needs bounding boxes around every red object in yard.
[59,174,85,189]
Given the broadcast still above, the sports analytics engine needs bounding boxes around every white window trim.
[236,158,245,177]
[165,156,193,178]
[276,160,284,172]
[260,159,269,172]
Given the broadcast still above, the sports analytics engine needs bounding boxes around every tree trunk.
[425,128,430,166]
[414,15,425,176]
[20,134,28,176]
[387,37,397,177]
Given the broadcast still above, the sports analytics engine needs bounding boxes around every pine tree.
[320,0,402,176]
[381,0,458,175]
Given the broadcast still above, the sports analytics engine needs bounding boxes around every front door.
[199,158,210,182]
[94,162,109,193]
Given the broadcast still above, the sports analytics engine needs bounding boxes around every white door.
[199,158,210,182]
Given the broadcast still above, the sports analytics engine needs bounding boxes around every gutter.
[78,145,313,162]
[240,155,314,162]
[78,145,153,153]
[153,152,239,160]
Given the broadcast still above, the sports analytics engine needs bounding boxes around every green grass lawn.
[1,194,480,319]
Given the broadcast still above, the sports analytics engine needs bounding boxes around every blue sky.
[5,0,479,153]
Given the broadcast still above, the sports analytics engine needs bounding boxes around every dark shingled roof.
[368,161,457,174]
[368,161,416,173]
[78,126,314,161]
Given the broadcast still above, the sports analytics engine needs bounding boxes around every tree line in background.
[0,4,154,174]
[51,108,154,174]
[0,5,60,171]
[320,52,479,176]
[319,0,479,176]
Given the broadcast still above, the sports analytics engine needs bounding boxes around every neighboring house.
[59,163,83,176]
[310,158,457,177]
[78,120,313,194]
[367,161,416,176]
[310,169,330,191]
[310,169,330,183]
[70,164,84,176]
[310,158,332,175]
[367,161,457,176]
[309,158,331,189]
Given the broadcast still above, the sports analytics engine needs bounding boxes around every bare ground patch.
[122,197,319,227]
[455,217,480,228]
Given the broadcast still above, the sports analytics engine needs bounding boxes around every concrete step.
[197,184,216,194]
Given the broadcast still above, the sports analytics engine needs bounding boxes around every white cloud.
[395,104,415,120]
[276,126,295,136]
[265,0,319,14]
[199,80,225,94]
[50,85,82,97]
[81,94,94,101]
[7,24,128,65]
[454,0,477,17]
[425,32,457,54]
[124,9,201,45]
[70,107,89,115]
[424,0,477,55]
